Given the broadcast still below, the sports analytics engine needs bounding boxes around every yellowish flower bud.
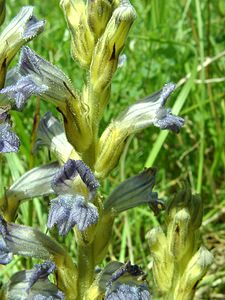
[87,0,113,39]
[94,122,129,178]
[88,0,136,121]
[173,246,214,300]
[60,0,95,68]
[166,208,193,261]
[146,227,174,292]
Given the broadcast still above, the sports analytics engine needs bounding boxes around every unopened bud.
[94,123,128,178]
[60,0,95,68]
[146,227,174,292]
[174,246,213,299]
[88,0,136,120]
[166,208,194,261]
[87,0,113,39]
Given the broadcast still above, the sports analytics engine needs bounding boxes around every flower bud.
[174,246,213,299]
[94,123,128,178]
[146,227,174,292]
[60,0,95,68]
[88,0,136,120]
[3,162,59,221]
[166,208,195,262]
[87,0,113,39]
[0,0,6,26]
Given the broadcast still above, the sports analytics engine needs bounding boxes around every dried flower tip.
[0,123,20,153]
[47,194,99,235]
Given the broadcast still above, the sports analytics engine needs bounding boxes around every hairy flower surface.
[0,75,47,110]
[47,194,99,235]
[105,283,151,300]
[1,46,75,109]
[0,122,20,153]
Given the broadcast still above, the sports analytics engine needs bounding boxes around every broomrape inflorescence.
[0,1,212,299]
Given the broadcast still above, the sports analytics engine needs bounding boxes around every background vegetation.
[1,0,225,298]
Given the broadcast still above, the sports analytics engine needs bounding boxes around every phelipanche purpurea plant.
[0,0,213,299]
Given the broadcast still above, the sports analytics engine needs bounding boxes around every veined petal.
[18,46,76,107]
[117,83,184,133]
[35,112,74,162]
[47,194,99,235]
[6,162,60,203]
[104,168,163,214]
[0,75,47,110]
[7,261,64,300]
[0,123,20,153]
[0,6,45,66]
[0,215,68,264]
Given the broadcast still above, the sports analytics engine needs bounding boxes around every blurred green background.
[1,0,225,298]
